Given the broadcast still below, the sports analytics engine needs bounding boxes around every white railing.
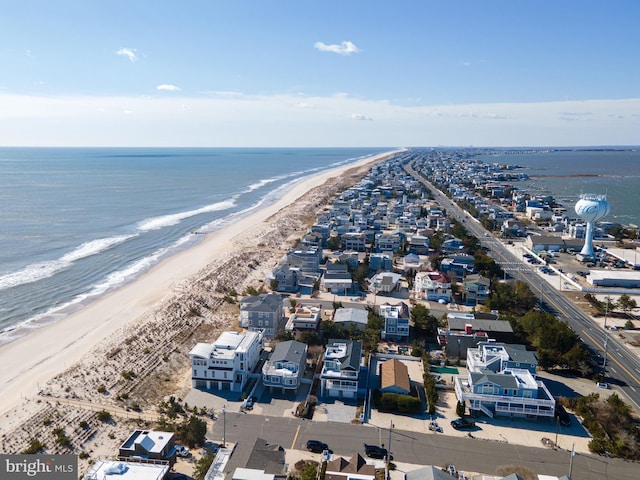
[321,369,358,378]
[325,380,357,391]
[455,378,555,408]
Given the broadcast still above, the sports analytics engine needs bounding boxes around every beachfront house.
[379,302,410,341]
[119,429,177,466]
[262,340,307,393]
[269,263,298,293]
[454,341,555,419]
[320,339,363,399]
[189,331,263,392]
[239,293,285,339]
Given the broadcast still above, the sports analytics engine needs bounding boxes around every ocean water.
[476,149,640,226]
[0,147,388,342]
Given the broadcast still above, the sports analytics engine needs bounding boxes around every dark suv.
[450,417,476,430]
[306,440,328,453]
[364,444,388,459]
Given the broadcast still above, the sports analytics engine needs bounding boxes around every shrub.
[97,385,107,394]
[97,410,112,422]
[21,439,46,454]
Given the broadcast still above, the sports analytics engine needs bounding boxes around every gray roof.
[448,318,513,333]
[327,339,362,371]
[333,308,368,326]
[503,344,538,365]
[405,465,455,480]
[269,340,306,364]
[244,438,286,475]
[470,371,518,390]
[240,293,283,313]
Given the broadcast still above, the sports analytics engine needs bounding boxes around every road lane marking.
[631,386,637,392]
[290,425,301,450]
[581,329,640,385]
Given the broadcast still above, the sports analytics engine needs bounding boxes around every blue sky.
[1,1,638,147]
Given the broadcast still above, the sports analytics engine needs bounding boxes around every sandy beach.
[0,150,400,422]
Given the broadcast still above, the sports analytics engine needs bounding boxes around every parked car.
[243,396,257,409]
[597,382,610,389]
[306,440,328,453]
[364,443,389,459]
[175,445,190,457]
[450,417,476,430]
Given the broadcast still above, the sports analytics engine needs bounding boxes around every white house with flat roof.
[285,303,322,331]
[190,331,263,392]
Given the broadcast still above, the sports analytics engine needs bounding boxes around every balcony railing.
[324,380,357,392]
[455,378,555,408]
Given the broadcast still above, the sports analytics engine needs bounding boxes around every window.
[193,369,197,376]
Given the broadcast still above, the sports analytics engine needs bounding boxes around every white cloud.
[0,92,637,147]
[156,84,181,92]
[116,48,138,62]
[314,41,360,56]
[296,102,313,109]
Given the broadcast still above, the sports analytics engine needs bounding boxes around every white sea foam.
[0,233,195,343]
[0,234,135,291]
[244,171,304,193]
[137,198,236,232]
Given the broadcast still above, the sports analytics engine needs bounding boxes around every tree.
[177,415,207,447]
[193,451,216,480]
[269,278,278,291]
[327,235,341,251]
[456,400,466,418]
[411,304,439,336]
[617,294,637,314]
[299,331,322,346]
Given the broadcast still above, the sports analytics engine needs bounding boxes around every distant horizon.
[1,144,639,149]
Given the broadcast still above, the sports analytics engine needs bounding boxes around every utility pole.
[603,296,610,330]
[386,421,394,480]
[222,404,226,447]
[568,443,575,479]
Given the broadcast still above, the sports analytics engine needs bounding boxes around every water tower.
[574,194,610,258]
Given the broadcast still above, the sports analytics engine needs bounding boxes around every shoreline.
[0,149,401,418]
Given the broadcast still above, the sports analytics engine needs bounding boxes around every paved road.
[210,412,637,480]
[404,163,640,413]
